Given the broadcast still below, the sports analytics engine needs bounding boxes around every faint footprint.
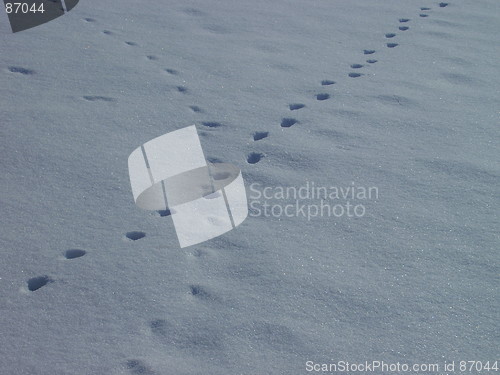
[350,64,363,69]
[176,86,188,93]
[348,72,363,78]
[366,59,377,64]
[8,66,35,75]
[253,131,269,141]
[83,96,115,102]
[420,13,429,17]
[64,249,86,259]
[316,93,330,101]
[399,18,410,23]
[201,121,222,128]
[399,26,410,31]
[146,55,158,61]
[289,103,305,110]
[189,105,202,113]
[83,18,95,22]
[321,80,335,86]
[387,43,399,48]
[126,231,146,241]
[27,276,53,292]
[439,2,448,7]
[385,33,396,38]
[247,152,264,164]
[102,30,113,35]
[421,7,431,10]
[281,118,298,128]
[125,41,138,46]
[363,49,376,55]
[165,68,178,75]
[126,360,157,375]
[189,284,214,300]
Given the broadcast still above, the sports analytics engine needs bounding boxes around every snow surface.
[0,0,498,374]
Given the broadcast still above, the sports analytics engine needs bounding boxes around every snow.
[0,0,498,374]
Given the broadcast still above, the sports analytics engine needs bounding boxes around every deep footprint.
[385,33,396,38]
[348,72,363,78]
[281,118,298,128]
[126,231,146,241]
[253,131,269,141]
[387,43,399,48]
[247,152,264,164]
[439,3,448,7]
[64,249,86,259]
[363,49,376,55]
[399,26,409,31]
[28,276,53,291]
[321,80,335,86]
[316,93,330,101]
[289,103,305,110]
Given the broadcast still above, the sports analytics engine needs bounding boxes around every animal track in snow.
[126,360,157,375]
[126,231,146,241]
[289,103,305,110]
[316,93,330,101]
[363,49,376,55]
[321,80,335,86]
[189,105,202,113]
[281,118,298,128]
[247,152,264,164]
[83,96,115,102]
[27,276,53,291]
[64,249,86,259]
[201,121,222,128]
[8,66,35,75]
[350,64,363,69]
[387,43,399,48]
[253,131,269,141]
[348,72,363,78]
[156,209,172,217]
[385,33,396,38]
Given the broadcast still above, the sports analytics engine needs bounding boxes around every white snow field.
[1,0,498,374]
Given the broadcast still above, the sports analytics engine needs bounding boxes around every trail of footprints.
[22,5,450,372]
[247,2,449,165]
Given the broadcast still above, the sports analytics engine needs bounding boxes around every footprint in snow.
[27,275,53,292]
[289,103,305,110]
[247,152,264,164]
[64,249,86,259]
[281,118,298,128]
[253,131,269,141]
[125,231,146,241]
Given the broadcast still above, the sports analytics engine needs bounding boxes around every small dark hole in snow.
[126,231,146,241]
[28,276,53,291]
[65,249,86,259]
